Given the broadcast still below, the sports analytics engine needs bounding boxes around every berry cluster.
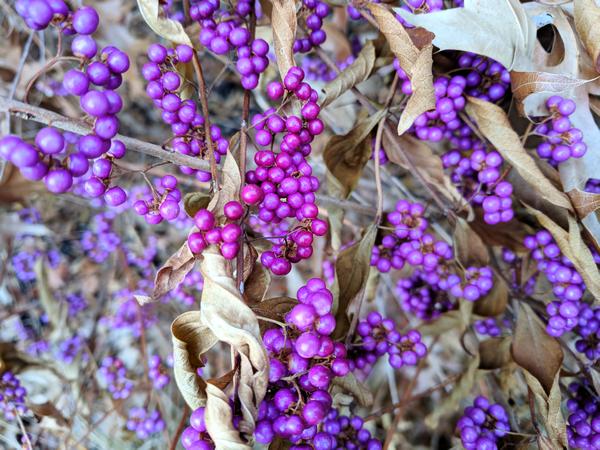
[474,318,502,338]
[293,408,383,450]
[181,407,213,449]
[12,249,41,283]
[396,270,454,321]
[566,381,600,449]
[15,0,97,34]
[57,335,85,364]
[148,355,171,390]
[133,175,182,224]
[293,0,330,53]
[457,396,510,450]
[535,96,587,166]
[413,76,467,141]
[351,312,427,373]
[457,53,510,102]
[524,230,584,337]
[574,304,600,362]
[585,179,600,194]
[64,292,88,317]
[126,407,165,440]
[108,284,157,337]
[188,201,244,260]
[81,211,121,263]
[143,43,229,182]
[0,371,27,421]
[99,356,133,400]
[395,0,444,28]
[371,199,450,273]
[442,139,514,225]
[167,269,204,307]
[255,278,353,445]
[192,0,269,89]
[241,67,327,275]
[450,266,494,302]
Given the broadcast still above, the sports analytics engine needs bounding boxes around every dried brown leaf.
[473,272,508,317]
[323,109,387,198]
[511,71,591,107]
[34,259,65,330]
[29,401,69,426]
[207,367,237,391]
[244,263,271,303]
[530,209,600,302]
[512,302,563,394]
[523,371,568,447]
[384,133,466,209]
[205,383,250,449]
[171,311,218,410]
[321,41,376,108]
[183,192,212,218]
[394,0,536,70]
[466,96,572,210]
[271,0,296,81]
[418,310,463,336]
[479,337,513,370]
[366,3,435,134]
[453,218,489,267]
[139,241,196,304]
[425,355,480,428]
[137,0,192,45]
[332,372,374,407]
[567,188,600,218]
[250,296,297,333]
[199,248,269,443]
[332,224,377,337]
[574,0,600,73]
[208,151,242,216]
[0,164,43,203]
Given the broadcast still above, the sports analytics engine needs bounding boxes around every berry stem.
[0,98,211,170]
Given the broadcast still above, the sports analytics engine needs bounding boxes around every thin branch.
[169,405,190,450]
[0,97,211,171]
[191,52,219,188]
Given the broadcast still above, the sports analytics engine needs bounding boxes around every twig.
[191,52,219,188]
[23,56,81,103]
[0,97,211,171]
[14,408,32,450]
[169,405,190,450]
[364,373,459,421]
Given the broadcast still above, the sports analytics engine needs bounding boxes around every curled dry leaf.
[271,0,296,81]
[171,311,218,410]
[208,151,242,216]
[366,3,435,135]
[453,217,489,267]
[478,337,513,370]
[321,41,376,108]
[244,262,271,303]
[138,241,196,304]
[199,248,269,443]
[511,302,563,394]
[137,0,192,45]
[323,108,387,198]
[394,0,535,70]
[205,383,250,449]
[332,372,374,407]
[332,224,377,338]
[425,355,480,428]
[510,71,592,108]
[530,208,600,302]
[567,188,600,218]
[473,273,509,317]
[183,192,211,218]
[574,0,600,73]
[523,370,567,447]
[465,96,572,211]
